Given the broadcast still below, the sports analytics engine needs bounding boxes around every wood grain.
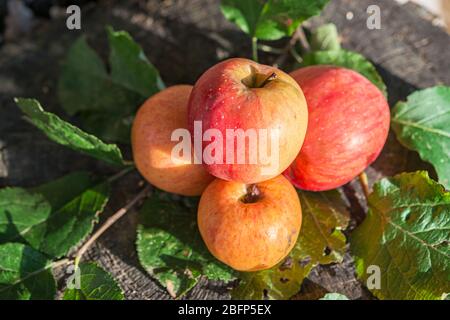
[1,0,449,300]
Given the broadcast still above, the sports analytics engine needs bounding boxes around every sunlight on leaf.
[15,98,125,166]
[392,86,450,189]
[63,263,124,300]
[221,0,330,41]
[0,172,110,258]
[0,243,56,300]
[351,171,450,300]
[136,192,236,298]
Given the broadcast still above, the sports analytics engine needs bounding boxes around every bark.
[0,0,449,300]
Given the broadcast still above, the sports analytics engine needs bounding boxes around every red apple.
[188,58,308,184]
[284,66,390,191]
[198,175,302,271]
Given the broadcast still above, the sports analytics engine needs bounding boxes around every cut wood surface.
[0,0,449,300]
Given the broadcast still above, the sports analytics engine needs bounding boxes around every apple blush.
[284,65,390,191]
[198,175,302,271]
[188,58,308,184]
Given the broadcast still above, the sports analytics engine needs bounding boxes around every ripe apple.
[131,85,213,196]
[284,66,390,191]
[198,175,302,271]
[188,58,308,184]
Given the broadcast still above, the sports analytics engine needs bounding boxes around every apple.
[131,85,213,196]
[188,58,308,184]
[198,175,302,271]
[284,66,390,191]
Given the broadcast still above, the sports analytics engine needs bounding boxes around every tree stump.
[0,0,449,300]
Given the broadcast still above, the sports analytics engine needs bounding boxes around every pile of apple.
[132,58,390,271]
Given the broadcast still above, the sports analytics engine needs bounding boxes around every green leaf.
[232,190,349,299]
[302,49,387,97]
[221,0,330,41]
[0,243,56,300]
[0,172,110,258]
[15,98,125,166]
[58,28,164,143]
[63,263,124,300]
[319,293,349,300]
[221,0,265,37]
[107,27,164,98]
[392,86,450,189]
[350,171,450,300]
[0,189,50,243]
[310,23,341,51]
[81,112,134,145]
[136,192,236,298]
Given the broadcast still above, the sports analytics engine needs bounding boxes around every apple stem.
[241,184,261,203]
[256,72,277,88]
[358,172,370,201]
[252,37,259,62]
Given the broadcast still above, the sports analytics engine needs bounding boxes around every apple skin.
[284,66,390,191]
[198,175,302,271]
[131,85,213,196]
[188,58,308,184]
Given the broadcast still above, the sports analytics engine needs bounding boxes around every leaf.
[0,243,56,300]
[15,98,125,166]
[58,27,164,143]
[319,293,349,300]
[350,171,450,300]
[80,110,135,145]
[221,0,266,37]
[136,192,236,298]
[392,86,450,189]
[232,190,349,299]
[107,27,165,98]
[0,189,50,243]
[0,172,110,258]
[310,23,341,51]
[221,0,330,41]
[63,263,124,300]
[302,49,387,97]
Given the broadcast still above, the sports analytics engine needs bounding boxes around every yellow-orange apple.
[198,175,302,271]
[188,58,308,184]
[131,85,213,196]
